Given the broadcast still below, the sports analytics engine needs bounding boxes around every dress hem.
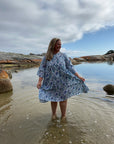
[39,91,88,103]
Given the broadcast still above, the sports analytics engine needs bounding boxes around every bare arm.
[37,56,46,89]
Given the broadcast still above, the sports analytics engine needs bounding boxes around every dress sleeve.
[64,53,76,75]
[37,56,46,78]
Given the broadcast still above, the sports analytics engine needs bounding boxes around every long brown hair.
[46,38,61,61]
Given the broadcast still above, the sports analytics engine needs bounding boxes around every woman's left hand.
[74,72,85,82]
[79,76,85,82]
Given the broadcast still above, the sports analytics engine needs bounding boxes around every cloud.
[61,47,86,58]
[0,0,114,54]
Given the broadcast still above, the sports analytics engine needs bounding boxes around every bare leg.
[51,102,57,119]
[59,100,67,119]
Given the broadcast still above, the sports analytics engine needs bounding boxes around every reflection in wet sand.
[39,120,85,144]
[0,91,13,108]
[0,92,13,124]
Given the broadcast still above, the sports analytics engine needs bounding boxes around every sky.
[0,0,114,58]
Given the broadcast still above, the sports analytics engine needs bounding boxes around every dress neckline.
[53,52,60,55]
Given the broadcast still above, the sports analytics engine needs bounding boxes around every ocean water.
[75,62,114,103]
[0,62,114,144]
[75,62,114,83]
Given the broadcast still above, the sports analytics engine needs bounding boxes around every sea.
[0,62,114,144]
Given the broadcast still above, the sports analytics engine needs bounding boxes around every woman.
[37,38,89,121]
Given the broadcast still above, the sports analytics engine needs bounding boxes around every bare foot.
[61,116,67,122]
[51,115,58,121]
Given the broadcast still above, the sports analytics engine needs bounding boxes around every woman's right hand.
[37,77,43,89]
[37,81,42,89]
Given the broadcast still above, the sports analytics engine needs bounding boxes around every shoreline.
[0,51,114,71]
[0,51,43,71]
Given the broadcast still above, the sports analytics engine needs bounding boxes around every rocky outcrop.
[73,52,114,64]
[0,52,42,69]
[105,50,114,55]
[73,57,85,62]
[0,51,114,68]
[70,59,81,65]
[103,84,114,95]
[29,53,46,56]
[0,70,13,94]
[80,55,106,61]
[6,70,12,79]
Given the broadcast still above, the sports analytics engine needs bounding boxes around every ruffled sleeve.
[37,56,46,78]
[64,53,76,75]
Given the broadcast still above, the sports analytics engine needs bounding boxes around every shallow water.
[0,63,114,144]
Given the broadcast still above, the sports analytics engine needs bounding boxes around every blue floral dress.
[37,52,89,103]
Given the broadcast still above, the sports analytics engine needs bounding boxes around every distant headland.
[71,50,114,65]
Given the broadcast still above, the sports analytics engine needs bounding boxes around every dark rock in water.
[103,84,114,95]
[15,70,19,73]
[0,70,13,94]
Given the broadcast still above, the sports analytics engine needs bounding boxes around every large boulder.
[103,84,114,95]
[0,70,13,94]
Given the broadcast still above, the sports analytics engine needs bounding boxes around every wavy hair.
[46,38,61,61]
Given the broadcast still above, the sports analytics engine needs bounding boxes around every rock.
[0,70,13,94]
[71,59,81,65]
[29,53,46,56]
[73,57,85,62]
[73,52,114,62]
[105,50,114,55]
[104,53,114,61]
[103,84,114,95]
[6,70,12,79]
[29,53,35,55]
[0,69,9,79]
[15,70,19,73]
[80,55,105,61]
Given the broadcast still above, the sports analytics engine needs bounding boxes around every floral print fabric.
[37,52,89,103]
